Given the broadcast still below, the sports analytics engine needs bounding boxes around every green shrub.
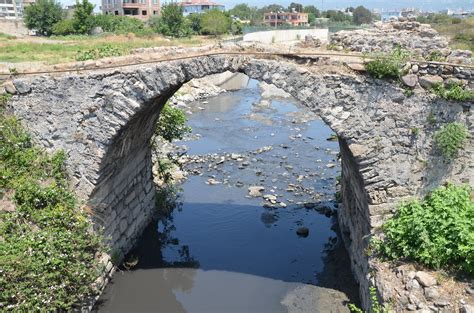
[92,14,145,34]
[348,286,388,313]
[425,50,446,62]
[76,44,123,61]
[375,184,474,274]
[365,47,410,79]
[431,83,474,102]
[155,102,191,142]
[434,122,468,159]
[151,3,192,37]
[52,19,76,36]
[0,113,103,310]
[0,93,11,107]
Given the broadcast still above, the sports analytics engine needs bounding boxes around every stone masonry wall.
[3,54,472,310]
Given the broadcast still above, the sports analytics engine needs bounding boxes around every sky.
[82,0,474,13]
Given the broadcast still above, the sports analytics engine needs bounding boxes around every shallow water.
[97,79,359,313]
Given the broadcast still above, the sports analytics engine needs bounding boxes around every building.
[101,0,160,20]
[263,11,309,27]
[0,0,33,19]
[178,0,224,16]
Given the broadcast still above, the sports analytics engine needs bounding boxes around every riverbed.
[97,79,359,312]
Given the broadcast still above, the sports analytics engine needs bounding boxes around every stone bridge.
[5,54,472,309]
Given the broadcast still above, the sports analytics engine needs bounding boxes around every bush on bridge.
[431,82,474,102]
[155,102,191,142]
[0,113,103,310]
[364,47,410,79]
[374,183,474,274]
[434,122,468,159]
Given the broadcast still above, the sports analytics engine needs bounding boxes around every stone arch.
[8,54,470,309]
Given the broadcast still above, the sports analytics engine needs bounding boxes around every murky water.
[97,79,359,312]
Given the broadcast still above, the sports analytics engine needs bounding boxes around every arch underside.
[8,55,471,309]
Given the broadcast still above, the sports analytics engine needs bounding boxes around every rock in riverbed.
[296,227,309,237]
[248,186,265,197]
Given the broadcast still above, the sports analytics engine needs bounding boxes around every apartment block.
[263,11,309,27]
[102,0,160,20]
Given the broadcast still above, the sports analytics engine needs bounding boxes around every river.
[96,78,359,312]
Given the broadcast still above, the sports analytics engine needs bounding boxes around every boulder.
[296,227,309,237]
[248,186,264,197]
[401,74,418,88]
[346,63,366,72]
[419,75,443,89]
[90,26,103,36]
[2,81,16,94]
[415,271,437,287]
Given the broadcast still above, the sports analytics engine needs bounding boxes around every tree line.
[24,0,374,37]
[229,2,375,26]
[24,0,242,37]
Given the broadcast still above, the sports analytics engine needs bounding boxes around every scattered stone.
[296,227,309,237]
[2,81,16,94]
[346,63,366,72]
[406,278,421,290]
[206,178,221,185]
[434,298,450,307]
[401,74,418,88]
[248,186,265,197]
[263,194,277,202]
[415,271,437,287]
[424,287,439,300]
[419,75,443,89]
[326,163,336,168]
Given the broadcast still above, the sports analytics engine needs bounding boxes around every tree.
[187,13,202,34]
[200,9,230,36]
[155,2,191,37]
[353,5,372,25]
[72,0,95,34]
[24,0,63,36]
[288,2,303,13]
[303,5,320,18]
[324,10,352,23]
[52,19,75,35]
[260,4,285,13]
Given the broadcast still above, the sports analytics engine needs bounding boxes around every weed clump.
[434,122,468,159]
[365,47,410,79]
[0,113,103,310]
[373,184,473,274]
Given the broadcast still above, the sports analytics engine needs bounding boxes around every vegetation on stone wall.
[348,286,388,313]
[431,83,474,102]
[434,122,468,159]
[155,102,191,142]
[364,47,410,79]
[374,184,474,274]
[0,102,103,310]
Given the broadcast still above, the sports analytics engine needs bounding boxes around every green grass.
[0,34,207,64]
[0,101,104,310]
[0,32,17,41]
